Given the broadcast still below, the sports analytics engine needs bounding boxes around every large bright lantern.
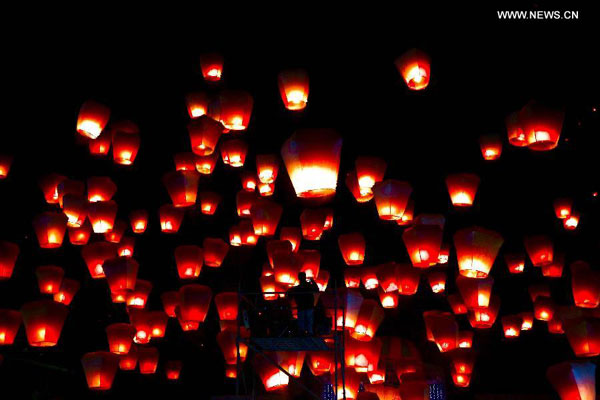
[395,49,431,90]
[453,226,503,279]
[445,173,480,208]
[373,180,412,220]
[20,300,69,347]
[278,69,309,111]
[76,100,110,139]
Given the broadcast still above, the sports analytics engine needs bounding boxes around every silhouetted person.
[287,272,319,335]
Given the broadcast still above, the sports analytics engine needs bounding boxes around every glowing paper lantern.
[445,173,480,208]
[458,330,473,348]
[454,226,503,279]
[128,309,152,343]
[39,173,66,205]
[395,49,430,90]
[280,227,302,252]
[456,275,494,309]
[195,151,219,175]
[360,267,379,290]
[117,236,135,258]
[344,268,362,289]
[479,134,503,161]
[178,284,212,325]
[338,368,362,399]
[355,156,387,197]
[571,261,600,308]
[87,201,118,234]
[449,349,476,388]
[468,295,500,329]
[427,270,446,293]
[199,53,223,81]
[0,154,13,179]
[423,311,457,351]
[546,361,596,400]
[35,265,64,294]
[351,299,384,341]
[307,350,334,376]
[278,69,309,111]
[174,245,203,279]
[186,92,209,118]
[506,111,527,147]
[159,204,185,233]
[87,177,117,203]
[215,292,238,323]
[174,152,198,171]
[161,291,179,318]
[281,129,342,199]
[564,212,580,230]
[20,300,68,347]
[217,330,248,364]
[89,130,111,156]
[520,101,565,151]
[254,353,290,392]
[102,257,139,292]
[81,351,119,391]
[68,219,92,245]
[447,294,468,315]
[300,208,327,240]
[33,212,68,249]
[236,190,256,217]
[562,315,600,357]
[111,121,140,165]
[542,253,564,278]
[321,288,364,330]
[346,170,374,203]
[118,345,138,370]
[534,296,555,321]
[53,278,80,305]
[221,139,248,167]
[397,198,415,226]
[127,209,147,234]
[188,115,223,156]
[251,199,283,237]
[0,309,21,345]
[57,179,85,207]
[397,264,421,295]
[345,332,382,371]
[106,323,136,354]
[554,198,573,219]
[373,180,412,220]
[315,270,330,292]
[203,237,229,267]
[299,249,320,278]
[126,279,152,308]
[502,315,523,338]
[402,215,444,268]
[76,100,110,139]
[240,171,257,192]
[0,241,19,280]
[165,360,183,380]
[198,191,221,215]
[256,154,279,185]
[81,241,116,279]
[217,90,253,131]
[138,346,159,374]
[504,253,525,274]
[520,312,534,331]
[61,195,87,228]
[103,220,126,244]
[163,170,200,208]
[524,235,554,267]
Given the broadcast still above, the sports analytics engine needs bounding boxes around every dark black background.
[1,4,599,400]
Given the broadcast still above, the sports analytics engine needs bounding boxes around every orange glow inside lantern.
[0,241,20,280]
[278,69,309,110]
[199,53,224,81]
[402,223,443,268]
[0,154,13,179]
[53,278,80,305]
[571,261,600,309]
[448,294,468,315]
[534,296,555,321]
[87,201,118,234]
[338,232,366,266]
[39,173,67,205]
[128,209,148,233]
[479,134,503,161]
[35,265,64,294]
[355,156,387,197]
[395,49,431,90]
[373,180,412,220]
[346,170,374,203]
[111,121,140,165]
[217,90,253,130]
[553,198,573,219]
[175,245,203,279]
[454,226,504,279]
[360,268,379,290]
[458,330,473,348]
[520,101,565,151]
[300,208,326,240]
[199,191,221,215]
[87,176,117,203]
[445,173,480,208]
[195,151,219,175]
[221,139,248,167]
[456,275,494,309]
[203,237,229,267]
[68,219,92,245]
[81,241,116,279]
[161,291,179,318]
[186,92,209,118]
[468,296,500,329]
[251,199,283,237]
[188,115,223,156]
[20,300,69,347]
[315,270,330,292]
[505,253,525,274]
[163,170,200,208]
[502,315,523,338]
[159,204,185,233]
[0,309,21,345]
[280,227,302,253]
[81,351,119,391]
[217,330,248,364]
[89,130,111,156]
[178,284,212,324]
[106,323,136,355]
[102,257,139,293]
[427,270,446,294]
[506,111,528,147]
[126,279,152,308]
[396,198,415,226]
[256,154,279,184]
[77,100,110,139]
[563,212,580,230]
[165,360,183,380]
[33,212,68,249]
[524,235,554,267]
[299,249,320,279]
[174,152,198,171]
[138,346,159,374]
[240,171,257,192]
[351,300,384,341]
[117,236,135,258]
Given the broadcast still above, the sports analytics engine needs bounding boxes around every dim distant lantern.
[106,323,136,354]
[221,139,248,167]
[104,220,126,244]
[174,245,203,279]
[299,249,320,278]
[468,295,500,329]
[255,154,279,185]
[281,129,342,199]
[571,261,600,308]
[553,198,573,219]
[76,100,110,139]
[240,171,257,192]
[563,212,580,230]
[186,92,209,118]
[427,270,446,293]
[346,170,374,203]
[118,345,137,370]
[397,264,421,295]
[87,176,117,203]
[402,216,444,268]
[174,152,198,171]
[198,191,221,215]
[20,300,68,347]
[87,201,118,234]
[188,115,223,156]
[458,330,474,348]
[33,212,68,249]
[534,296,555,321]
[345,333,382,372]
[203,237,229,267]
[338,368,362,399]
[0,309,21,345]
[505,111,527,147]
[529,283,551,302]
[250,199,283,237]
[0,240,19,280]
[57,179,85,207]
[81,351,119,391]
[236,190,256,217]
[524,235,554,267]
[502,315,523,338]
[447,294,468,315]
[542,253,564,278]
[375,262,400,293]
[520,312,534,331]
[352,299,384,341]
[159,204,184,233]
[111,121,140,165]
[138,346,159,374]
[395,49,430,91]
[39,173,67,204]
[266,240,293,268]
[89,130,111,156]
[199,53,223,81]
[117,236,135,258]
[216,90,253,130]
[456,275,493,309]
[215,292,238,322]
[397,198,415,226]
[355,156,387,197]
[217,330,248,364]
[454,226,504,279]
[520,101,565,151]
[373,180,412,220]
[546,361,596,400]
[126,279,152,308]
[163,170,200,208]
[278,68,309,111]
[479,134,503,161]
[148,311,168,338]
[445,173,480,208]
[102,257,139,292]
[0,154,13,179]
[161,291,179,318]
[128,210,148,234]
[504,253,526,274]
[68,219,92,245]
[35,265,64,294]
[563,316,600,357]
[53,278,80,305]
[259,276,279,300]
[178,284,212,324]
[300,208,327,240]
[165,360,183,380]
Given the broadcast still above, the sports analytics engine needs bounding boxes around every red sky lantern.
[199,53,224,81]
[117,236,135,258]
[0,309,21,345]
[468,295,500,329]
[87,176,117,203]
[138,346,159,374]
[351,299,384,341]
[159,204,185,233]
[106,323,136,354]
[322,288,363,330]
[102,256,139,293]
[221,139,248,167]
[0,240,19,280]
[258,182,275,196]
[454,226,504,279]
[217,330,248,364]
[315,270,330,292]
[119,345,137,370]
[505,253,525,274]
[129,209,148,233]
[165,360,183,380]
[87,201,118,234]
[547,361,596,400]
[447,294,468,315]
[161,291,179,318]
[68,219,92,245]
[251,199,283,237]
[479,134,503,161]
[111,121,140,165]
[188,115,223,156]
[33,212,68,249]
[520,312,534,331]
[195,151,219,175]
[300,208,327,240]
[186,92,209,118]
[81,351,119,391]
[35,265,64,294]
[563,212,580,230]
[256,154,279,184]
[81,241,116,279]
[163,170,200,208]
[253,353,291,392]
[524,235,554,266]
[299,249,320,279]
[345,332,382,372]
[281,129,342,199]
[240,171,257,192]
[424,311,458,352]
[39,173,66,205]
[553,198,573,219]
[437,243,450,264]
[571,261,600,308]
[458,330,473,348]
[397,264,421,295]
[505,111,527,147]
[215,292,238,322]
[103,220,125,244]
[278,69,309,111]
[323,208,334,230]
[344,268,361,289]
[174,152,198,171]
[563,315,600,357]
[307,351,334,376]
[175,245,203,279]
[89,130,111,156]
[375,262,399,293]
[373,180,412,221]
[259,275,278,300]
[360,267,378,290]
[128,309,152,343]
[199,191,221,215]
[54,278,80,305]
[240,220,258,246]
[355,156,387,197]
[57,179,85,207]
[395,49,431,90]
[346,170,374,203]
[456,275,493,309]
[280,227,302,253]
[427,270,446,294]
[520,101,565,151]
[236,190,256,217]
[378,288,398,308]
[502,315,523,338]
[217,90,253,131]
[450,348,476,388]
[338,368,362,399]
[148,311,168,338]
[534,296,555,321]
[542,253,564,278]
[274,252,301,286]
[445,173,480,208]
[402,215,444,268]
[0,154,13,179]
[203,237,229,267]
[397,198,415,226]
[178,284,212,324]
[20,300,68,347]
[267,240,293,268]
[76,100,110,139]
[126,279,152,308]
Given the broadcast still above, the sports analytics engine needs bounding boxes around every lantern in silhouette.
[106,323,136,354]
[178,284,212,325]
[278,69,309,110]
[345,332,382,372]
[338,233,366,266]
[35,265,64,294]
[456,275,493,309]
[33,212,68,249]
[174,152,197,171]
[163,170,199,208]
[186,92,209,118]
[81,351,119,390]
[505,253,525,274]
[203,237,229,267]
[111,121,140,165]
[352,300,384,341]
[479,134,502,161]
[571,261,600,308]
[251,199,282,237]
[217,330,248,364]
[89,130,111,156]
[195,151,219,175]
[300,208,326,240]
[138,346,159,374]
[547,361,596,400]
[0,309,21,345]
[0,241,19,280]
[77,100,110,139]
[87,176,117,203]
[402,215,444,268]
[445,173,480,208]
[175,245,203,279]
[315,270,330,292]
[159,204,184,233]
[273,251,300,286]
[564,212,580,230]
[188,115,223,156]
[502,315,523,338]
[281,129,342,199]
[267,240,293,268]
[454,226,503,279]
[20,300,68,347]
[165,360,182,380]
[217,90,253,130]
[259,276,278,300]
[221,139,248,167]
[506,111,527,147]
[447,294,468,315]
[39,173,66,204]
[355,156,387,197]
[395,49,431,90]
[554,198,573,219]
[126,279,152,308]
[458,331,473,348]
[103,257,138,293]
[299,249,320,278]
[427,270,446,293]
[346,170,373,203]
[199,53,223,81]
[68,219,92,245]
[524,235,554,267]
[256,154,279,184]
[520,101,565,151]
[87,201,118,234]
[468,295,500,329]
[373,180,412,221]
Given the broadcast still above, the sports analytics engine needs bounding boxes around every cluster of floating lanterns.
[0,49,598,400]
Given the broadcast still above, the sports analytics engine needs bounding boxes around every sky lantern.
[161,291,179,318]
[215,292,238,323]
[553,198,573,219]
[323,208,334,230]
[165,360,183,380]
[89,130,111,156]
[81,241,116,279]
[87,200,118,234]
[562,315,600,357]
[520,101,565,151]
[68,219,92,245]
[195,151,219,175]
[186,92,209,118]
[520,312,534,331]
[307,351,334,376]
[534,296,555,321]
[267,240,293,268]
[163,170,200,208]
[427,270,446,294]
[35,265,64,294]
[402,215,444,268]
[236,190,256,217]
[76,100,110,139]
[221,139,248,167]
[198,191,221,215]
[138,346,159,374]
[571,261,600,308]
[280,227,302,252]
[39,173,67,204]
[159,204,185,234]
[373,180,412,220]
[450,349,476,388]
[300,208,327,240]
[117,236,135,258]
[505,111,527,147]
[128,309,153,343]
[53,278,80,305]
[397,263,421,295]
[0,240,19,280]
[81,351,119,391]
[395,49,431,90]
[178,284,212,325]
[119,345,137,370]
[542,253,564,278]
[105,220,127,244]
[0,154,13,179]
[456,275,494,309]
[174,152,198,171]
[376,262,400,293]
[447,294,468,315]
[548,317,565,334]
[240,171,257,192]
[351,299,384,341]
[468,295,500,329]
[546,361,596,400]
[355,156,387,197]
[437,243,450,264]
[299,249,320,278]
[126,279,152,308]
[106,323,136,354]
[217,90,253,131]
[445,173,480,208]
[111,120,140,165]
[458,331,473,348]
[315,270,330,292]
[129,210,148,233]
[56,179,85,207]
[504,253,525,274]
[0,309,21,345]
[425,311,458,352]
[502,315,523,338]
[274,252,301,286]
[479,134,503,161]
[251,199,283,237]
[253,353,290,392]
[148,311,168,338]
[338,368,362,399]
[256,154,279,184]
[217,330,248,364]
[203,237,229,267]
[20,300,68,347]
[563,212,580,230]
[103,257,139,293]
[278,68,309,111]
[259,275,279,300]
[188,115,223,156]
[87,176,117,203]
[360,267,378,290]
[454,226,504,279]
[346,170,374,203]
[281,128,342,199]
[378,288,398,308]
[397,198,415,226]
[524,235,554,267]
[344,268,362,289]
[175,245,203,279]
[345,332,382,372]
[33,212,68,249]
[199,53,223,81]
[322,288,364,330]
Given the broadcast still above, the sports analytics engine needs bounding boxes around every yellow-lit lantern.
[373,180,412,221]
[33,212,68,249]
[87,176,117,203]
[453,226,504,279]
[221,139,248,167]
[520,100,565,151]
[395,49,431,91]
[256,154,279,184]
[217,90,253,131]
[199,53,224,82]
[0,155,13,179]
[185,92,209,119]
[188,115,223,156]
[88,200,118,233]
[163,170,200,208]
[546,361,596,400]
[355,156,386,197]
[553,198,573,219]
[81,351,119,391]
[20,300,68,347]
[338,233,366,266]
[278,69,309,111]
[505,111,527,147]
[445,173,480,208]
[479,134,503,161]
[159,204,184,233]
[35,265,64,294]
[77,100,110,139]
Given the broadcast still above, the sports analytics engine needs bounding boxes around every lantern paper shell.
[450,349,476,387]
[571,261,600,308]
[360,267,379,290]
[479,134,503,161]
[215,292,238,322]
[77,100,110,139]
[0,154,13,179]
[468,295,500,329]
[161,291,179,318]
[217,330,248,364]
[111,121,141,165]
[300,208,326,240]
[128,309,153,343]
[35,265,64,294]
[278,69,309,111]
[281,129,342,199]
[236,190,256,217]
[534,296,555,321]
[20,300,68,347]
[351,299,384,341]
[102,257,139,292]
[299,249,320,278]
[89,130,111,156]
[423,311,457,351]
[456,275,494,309]
[174,245,203,279]
[308,350,334,376]
[505,253,525,274]
[251,199,283,237]
[105,220,126,244]
[542,253,565,278]
[546,361,596,400]
[87,176,117,203]
[57,179,85,207]
[502,315,523,338]
[345,332,382,371]
[402,223,443,268]
[87,201,118,234]
[458,330,474,348]
[33,212,68,249]
[119,345,138,370]
[253,353,291,392]
[524,235,554,267]
[506,111,527,147]
[138,346,159,374]
[338,233,366,266]
[203,237,229,267]
[240,171,257,192]
[346,170,374,203]
[445,173,480,208]
[126,279,152,308]
[129,209,148,233]
[0,241,19,280]
[217,90,253,131]
[221,139,248,167]
[321,288,364,330]
[188,115,223,156]
[39,173,67,204]
[174,152,198,171]
[427,270,446,294]
[61,194,87,228]
[563,212,580,230]
[344,267,361,289]
[563,316,600,357]
[256,154,279,184]
[453,226,503,279]
[81,351,119,390]
[195,151,219,175]
[355,156,387,197]
[53,278,80,305]
[81,241,116,279]
[163,170,199,208]
[447,294,468,315]
[395,49,431,90]
[106,323,136,354]
[280,227,302,253]
[520,101,565,151]
[373,180,412,220]
[0,309,21,345]
[165,360,183,380]
[267,240,293,268]
[199,191,221,215]
[186,92,209,118]
[553,198,573,219]
[68,219,92,245]
[397,198,415,226]
[199,53,224,81]
[520,312,534,331]
[159,204,185,233]
[178,284,212,324]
